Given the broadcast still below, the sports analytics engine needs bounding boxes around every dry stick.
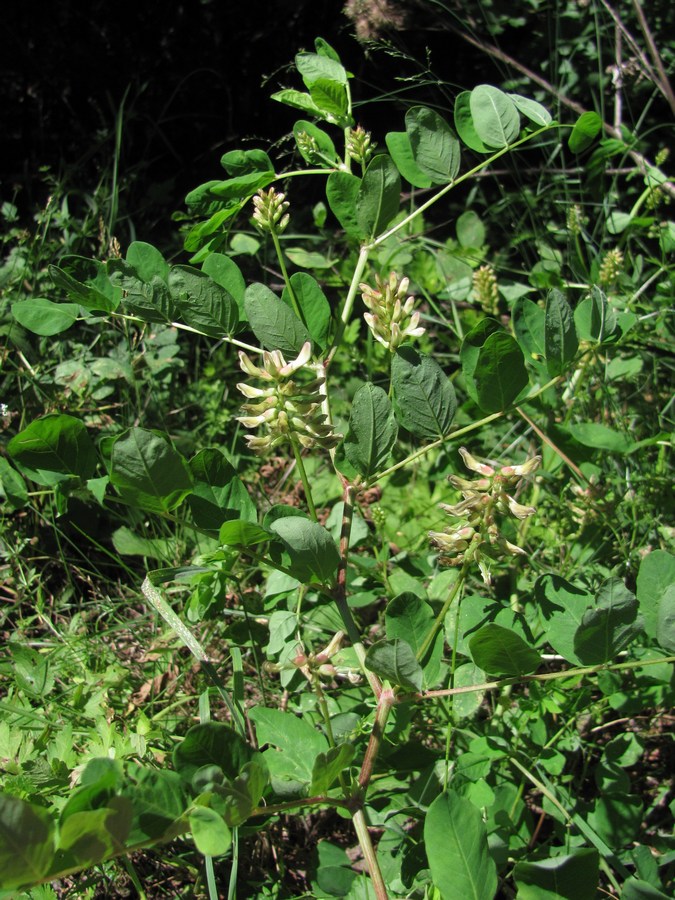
[630,0,675,117]
[598,0,661,87]
[447,24,675,200]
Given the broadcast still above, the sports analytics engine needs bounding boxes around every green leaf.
[456,210,486,249]
[365,639,424,691]
[460,317,503,406]
[536,574,594,664]
[607,210,633,235]
[188,806,231,856]
[573,578,642,665]
[244,282,311,355]
[108,258,174,323]
[314,37,341,61]
[566,422,635,454]
[424,790,498,900]
[49,256,120,313]
[202,252,246,321]
[282,273,331,350]
[122,767,186,845]
[209,171,276,202]
[0,793,55,890]
[55,801,131,869]
[126,240,169,282]
[293,119,338,166]
[173,723,255,782]
[637,550,675,649]
[406,106,461,184]
[326,171,363,239]
[514,849,599,900]
[391,347,456,439]
[309,80,350,123]
[621,878,672,900]
[513,297,546,360]
[588,792,643,848]
[574,286,618,344]
[469,623,542,675]
[12,298,79,336]
[189,448,257,530]
[169,265,239,336]
[284,247,336,269]
[7,414,96,485]
[313,842,357,897]
[310,745,355,795]
[385,131,433,188]
[385,592,435,656]
[220,149,274,177]
[296,51,347,89]
[9,643,54,696]
[343,382,398,479]
[110,427,193,514]
[269,516,340,585]
[545,289,578,376]
[508,94,552,127]
[0,456,28,509]
[249,707,328,792]
[356,154,401,239]
[469,85,521,148]
[452,662,487,720]
[219,520,273,548]
[271,89,324,119]
[385,592,443,687]
[568,111,602,153]
[454,91,491,153]
[216,758,269,826]
[473,331,529,413]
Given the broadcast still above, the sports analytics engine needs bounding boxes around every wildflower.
[346,126,376,167]
[473,264,499,315]
[566,203,586,236]
[360,272,425,352]
[252,187,290,235]
[430,446,540,584]
[236,342,341,454]
[598,248,624,288]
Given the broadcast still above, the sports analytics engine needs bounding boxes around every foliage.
[1,8,674,899]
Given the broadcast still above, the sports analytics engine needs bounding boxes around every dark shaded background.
[2,0,493,242]
[4,0,672,246]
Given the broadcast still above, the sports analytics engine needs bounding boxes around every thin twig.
[445,23,675,200]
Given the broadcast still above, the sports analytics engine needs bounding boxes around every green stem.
[252,796,352,816]
[271,229,302,321]
[290,438,318,521]
[416,562,469,662]
[409,654,675,703]
[327,245,370,367]
[204,856,218,900]
[369,125,555,251]
[352,810,388,900]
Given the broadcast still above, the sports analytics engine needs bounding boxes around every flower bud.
[252,187,290,235]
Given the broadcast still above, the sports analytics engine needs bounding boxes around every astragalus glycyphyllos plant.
[2,32,673,900]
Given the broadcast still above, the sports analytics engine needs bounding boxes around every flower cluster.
[360,272,425,352]
[598,248,624,288]
[473,264,499,316]
[429,447,540,584]
[566,203,587,236]
[252,187,290,235]
[346,126,376,167]
[236,342,341,454]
